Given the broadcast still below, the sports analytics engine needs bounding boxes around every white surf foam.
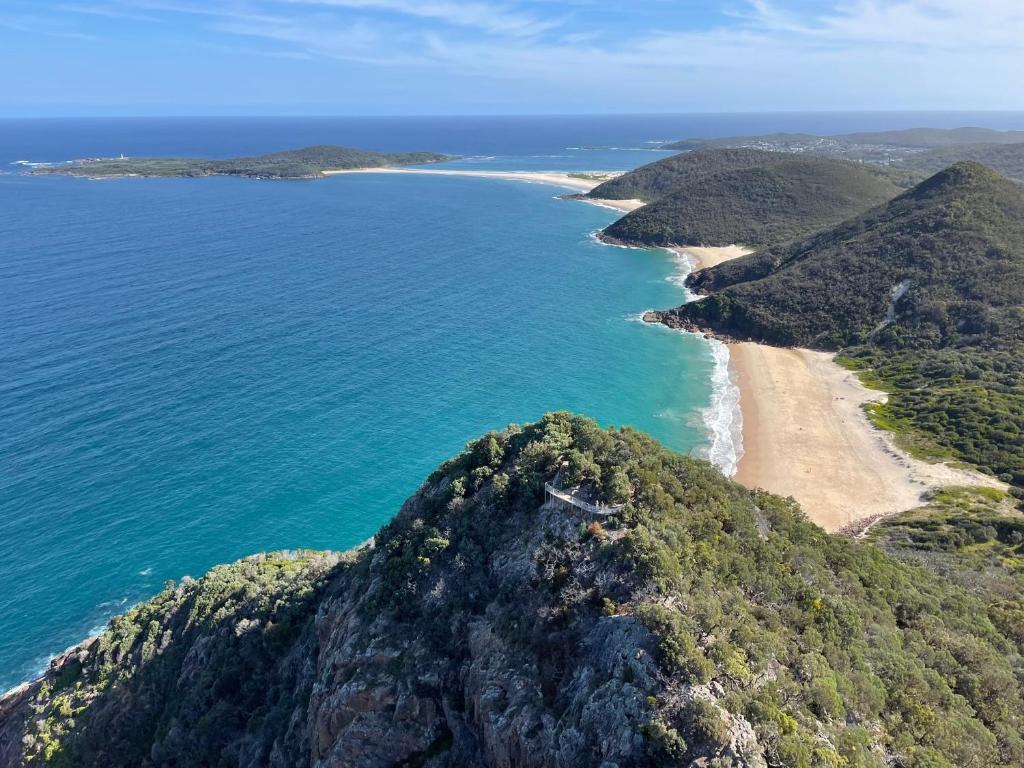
[667,247,744,476]
[589,233,744,477]
[702,338,744,476]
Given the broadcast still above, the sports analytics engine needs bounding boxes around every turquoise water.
[0,158,713,689]
[5,113,1023,691]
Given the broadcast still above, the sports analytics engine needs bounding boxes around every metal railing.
[544,482,622,517]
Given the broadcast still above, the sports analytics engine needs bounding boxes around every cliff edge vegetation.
[2,414,1023,768]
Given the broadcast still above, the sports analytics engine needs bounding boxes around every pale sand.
[325,167,613,191]
[581,197,646,213]
[730,343,1005,531]
[671,245,753,270]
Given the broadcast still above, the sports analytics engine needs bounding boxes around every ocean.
[2,112,1022,690]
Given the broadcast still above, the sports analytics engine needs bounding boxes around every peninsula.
[28,145,453,180]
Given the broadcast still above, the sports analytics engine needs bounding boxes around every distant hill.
[30,145,452,179]
[666,127,1024,152]
[899,142,1024,184]
[662,129,1024,183]
[652,162,1024,490]
[600,154,900,249]
[671,162,1024,349]
[586,148,796,201]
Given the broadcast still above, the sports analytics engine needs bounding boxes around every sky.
[1,0,1023,115]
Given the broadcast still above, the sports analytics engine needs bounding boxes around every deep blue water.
[3,112,1024,690]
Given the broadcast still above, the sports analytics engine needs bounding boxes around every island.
[28,145,454,180]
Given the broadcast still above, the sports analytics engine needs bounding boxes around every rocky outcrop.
[2,414,1021,767]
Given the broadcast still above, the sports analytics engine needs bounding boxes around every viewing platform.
[543,462,624,517]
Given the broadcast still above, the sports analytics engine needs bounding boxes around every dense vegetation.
[675,162,1024,348]
[838,347,1024,492]
[899,142,1024,184]
[600,155,898,248]
[585,148,808,201]
[656,162,1024,497]
[5,414,1024,767]
[866,486,1024,753]
[3,552,341,766]
[30,145,451,179]
[871,486,1024,644]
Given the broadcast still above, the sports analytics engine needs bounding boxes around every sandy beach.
[671,245,753,270]
[332,172,995,530]
[660,243,1002,530]
[730,343,1004,531]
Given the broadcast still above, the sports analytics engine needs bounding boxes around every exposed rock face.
[303,502,691,768]
[2,414,1021,767]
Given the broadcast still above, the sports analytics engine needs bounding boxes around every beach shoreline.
[328,167,645,213]
[728,344,1005,530]
[668,244,753,271]
[661,246,749,478]
[648,243,1004,531]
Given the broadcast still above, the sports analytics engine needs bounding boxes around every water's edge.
[670,249,744,477]
[590,230,744,476]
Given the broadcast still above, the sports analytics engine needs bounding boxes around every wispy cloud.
[6,0,1024,111]
[745,0,1024,50]
[57,3,161,22]
[278,0,565,38]
[0,10,101,39]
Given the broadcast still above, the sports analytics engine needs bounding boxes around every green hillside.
[586,147,794,201]
[899,142,1024,184]
[600,155,899,249]
[3,414,1024,767]
[660,130,1024,181]
[674,162,1024,348]
[30,145,452,179]
[654,162,1024,492]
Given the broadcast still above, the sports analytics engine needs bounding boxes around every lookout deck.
[544,481,623,517]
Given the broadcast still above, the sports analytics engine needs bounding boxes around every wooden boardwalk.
[544,482,622,517]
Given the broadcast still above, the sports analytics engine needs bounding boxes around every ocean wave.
[665,247,744,476]
[703,339,744,476]
[577,199,633,213]
[665,248,697,295]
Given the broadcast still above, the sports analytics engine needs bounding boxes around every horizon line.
[4,108,1024,120]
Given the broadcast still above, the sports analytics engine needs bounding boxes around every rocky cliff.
[2,414,1022,767]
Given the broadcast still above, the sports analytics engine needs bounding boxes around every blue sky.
[1,0,1023,115]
